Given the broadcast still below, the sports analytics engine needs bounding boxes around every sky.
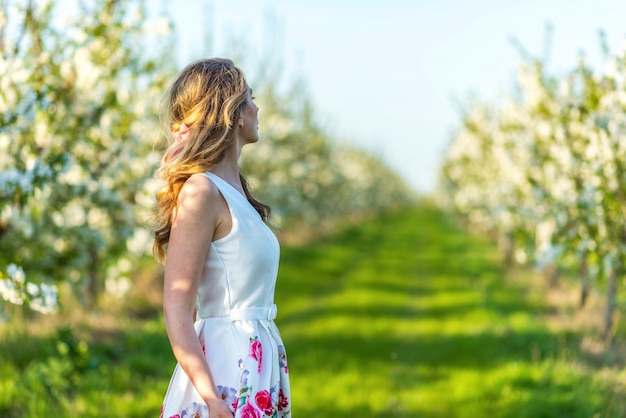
[163,0,626,193]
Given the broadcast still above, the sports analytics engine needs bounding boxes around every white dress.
[160,172,292,418]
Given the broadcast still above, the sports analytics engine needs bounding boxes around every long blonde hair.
[152,58,270,263]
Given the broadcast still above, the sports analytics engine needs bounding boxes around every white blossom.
[0,264,58,313]
[0,279,23,305]
[438,39,626,335]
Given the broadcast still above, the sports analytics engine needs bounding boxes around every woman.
[153,58,291,418]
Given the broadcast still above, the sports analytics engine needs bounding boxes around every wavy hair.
[152,58,270,263]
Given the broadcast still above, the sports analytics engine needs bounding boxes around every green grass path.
[1,206,624,417]
[276,206,623,417]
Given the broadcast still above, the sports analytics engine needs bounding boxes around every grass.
[1,205,625,417]
[277,207,625,417]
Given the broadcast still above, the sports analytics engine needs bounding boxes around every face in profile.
[238,87,259,145]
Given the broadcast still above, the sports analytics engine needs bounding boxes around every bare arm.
[162,174,232,416]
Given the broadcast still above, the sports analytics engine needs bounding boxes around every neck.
[210,143,243,187]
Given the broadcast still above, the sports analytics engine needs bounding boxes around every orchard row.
[438,37,626,342]
[0,0,412,314]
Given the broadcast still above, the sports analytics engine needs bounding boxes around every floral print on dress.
[249,337,263,373]
[277,345,288,374]
[234,349,291,418]
[218,385,238,412]
[200,336,206,356]
[162,329,291,418]
[255,390,274,416]
[181,401,208,418]
[277,389,289,413]
[240,396,261,418]
[160,405,180,418]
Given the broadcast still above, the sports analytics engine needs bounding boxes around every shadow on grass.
[285,329,561,371]
[278,298,554,327]
[276,205,622,417]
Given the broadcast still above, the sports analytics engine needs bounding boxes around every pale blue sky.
[165,0,626,193]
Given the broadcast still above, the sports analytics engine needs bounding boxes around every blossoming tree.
[1,0,414,315]
[0,0,173,309]
[438,39,626,342]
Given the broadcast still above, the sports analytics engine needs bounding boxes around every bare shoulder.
[177,173,222,209]
[173,174,226,228]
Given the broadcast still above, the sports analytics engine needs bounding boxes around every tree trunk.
[579,251,590,308]
[545,262,559,288]
[84,251,100,309]
[499,232,515,267]
[602,269,618,345]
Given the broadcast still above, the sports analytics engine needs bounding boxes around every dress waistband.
[199,304,277,321]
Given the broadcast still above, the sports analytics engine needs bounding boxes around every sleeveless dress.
[160,172,292,418]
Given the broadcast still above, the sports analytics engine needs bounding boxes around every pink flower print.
[277,389,289,412]
[200,337,206,356]
[255,390,274,416]
[161,406,180,418]
[240,397,261,418]
[249,337,263,374]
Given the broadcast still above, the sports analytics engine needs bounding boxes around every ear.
[238,119,245,128]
